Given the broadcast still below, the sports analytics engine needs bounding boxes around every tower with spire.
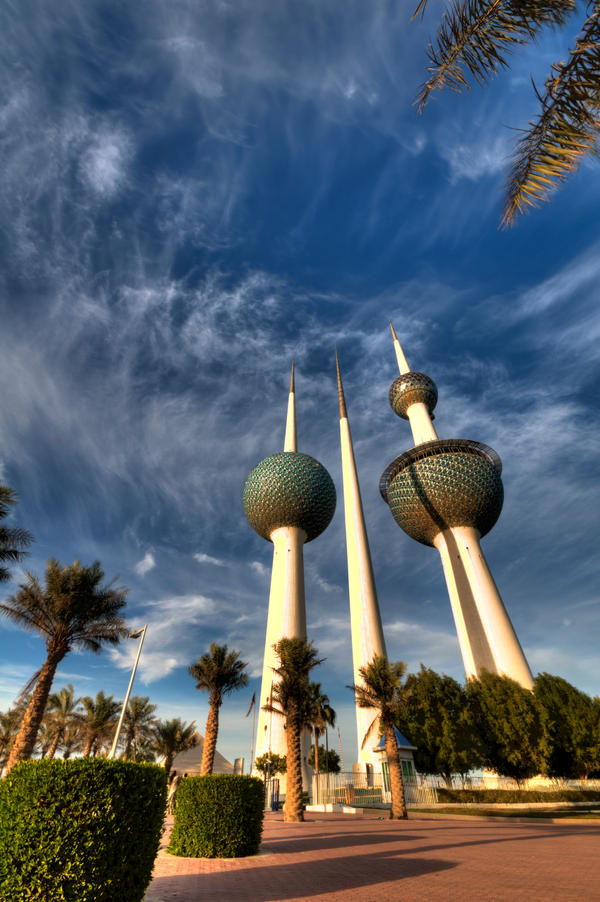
[243,365,337,768]
[380,324,533,689]
[336,352,388,765]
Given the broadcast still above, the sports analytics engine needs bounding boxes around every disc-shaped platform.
[380,439,503,546]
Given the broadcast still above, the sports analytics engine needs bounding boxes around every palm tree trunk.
[384,722,407,819]
[285,707,304,823]
[82,734,94,757]
[200,692,221,776]
[46,729,62,760]
[124,728,133,761]
[314,727,320,776]
[5,649,64,774]
[163,753,174,778]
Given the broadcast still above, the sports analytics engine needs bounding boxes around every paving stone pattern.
[147,812,600,902]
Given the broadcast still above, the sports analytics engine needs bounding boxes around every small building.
[374,726,417,783]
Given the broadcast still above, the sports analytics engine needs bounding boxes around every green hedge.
[168,774,264,858]
[437,787,600,803]
[0,758,167,902]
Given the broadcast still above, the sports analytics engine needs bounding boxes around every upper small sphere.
[243,452,336,543]
[389,372,438,420]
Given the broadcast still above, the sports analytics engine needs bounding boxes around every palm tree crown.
[0,559,128,773]
[44,684,82,759]
[123,696,157,761]
[0,485,33,583]
[152,717,198,777]
[80,692,121,757]
[189,643,248,775]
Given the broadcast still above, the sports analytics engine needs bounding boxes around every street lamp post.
[107,625,147,760]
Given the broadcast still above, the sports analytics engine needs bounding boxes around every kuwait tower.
[336,352,388,765]
[379,324,533,689]
[243,364,336,766]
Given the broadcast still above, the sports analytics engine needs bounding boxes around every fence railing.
[311,772,438,808]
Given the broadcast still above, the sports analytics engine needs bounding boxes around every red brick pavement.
[146,812,600,902]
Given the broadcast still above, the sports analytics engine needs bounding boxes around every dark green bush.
[168,774,264,858]
[0,758,167,902]
[437,787,600,804]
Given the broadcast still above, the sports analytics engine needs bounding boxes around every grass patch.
[413,806,600,819]
[436,788,600,804]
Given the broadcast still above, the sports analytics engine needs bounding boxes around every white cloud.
[109,593,217,682]
[441,134,510,184]
[194,552,226,567]
[250,561,269,577]
[80,126,133,197]
[134,551,156,577]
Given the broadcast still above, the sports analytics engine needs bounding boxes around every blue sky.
[1,0,599,767]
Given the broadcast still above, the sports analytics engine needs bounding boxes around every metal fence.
[311,772,438,808]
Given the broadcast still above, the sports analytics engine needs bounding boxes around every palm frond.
[416,0,576,111]
[502,5,600,225]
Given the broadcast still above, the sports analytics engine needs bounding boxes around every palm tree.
[0,485,33,583]
[43,684,82,759]
[188,644,248,776]
[80,692,121,757]
[350,654,408,819]
[264,638,323,823]
[0,703,29,770]
[414,0,600,224]
[0,559,128,773]
[307,682,336,778]
[152,718,198,778]
[122,696,157,761]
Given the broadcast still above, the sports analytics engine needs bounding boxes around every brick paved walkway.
[146,812,600,902]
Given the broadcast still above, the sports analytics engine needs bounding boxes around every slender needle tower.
[380,324,533,689]
[243,365,336,766]
[336,352,387,765]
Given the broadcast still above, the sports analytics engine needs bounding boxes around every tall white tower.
[336,352,388,764]
[380,324,533,689]
[243,365,337,767]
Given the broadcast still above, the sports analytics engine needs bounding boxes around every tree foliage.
[0,559,128,773]
[308,744,341,774]
[467,670,549,784]
[152,717,198,777]
[254,752,287,777]
[534,672,600,778]
[398,665,484,784]
[415,0,600,223]
[0,485,33,583]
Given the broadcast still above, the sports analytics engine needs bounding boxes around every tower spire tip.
[335,348,347,420]
[289,360,295,394]
[389,320,398,342]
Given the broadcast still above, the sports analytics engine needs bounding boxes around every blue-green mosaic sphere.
[243,452,336,543]
[389,372,438,420]
[380,439,503,546]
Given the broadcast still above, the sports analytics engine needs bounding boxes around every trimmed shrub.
[436,787,600,804]
[0,758,167,902]
[168,774,264,858]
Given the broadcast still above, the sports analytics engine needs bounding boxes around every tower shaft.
[337,355,387,764]
[434,526,533,688]
[255,525,307,762]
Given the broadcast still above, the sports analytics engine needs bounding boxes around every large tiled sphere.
[388,372,438,420]
[380,439,503,546]
[243,452,336,543]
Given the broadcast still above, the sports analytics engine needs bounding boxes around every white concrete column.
[255,525,307,763]
[405,401,438,445]
[452,526,534,689]
[339,416,387,764]
[434,527,533,689]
